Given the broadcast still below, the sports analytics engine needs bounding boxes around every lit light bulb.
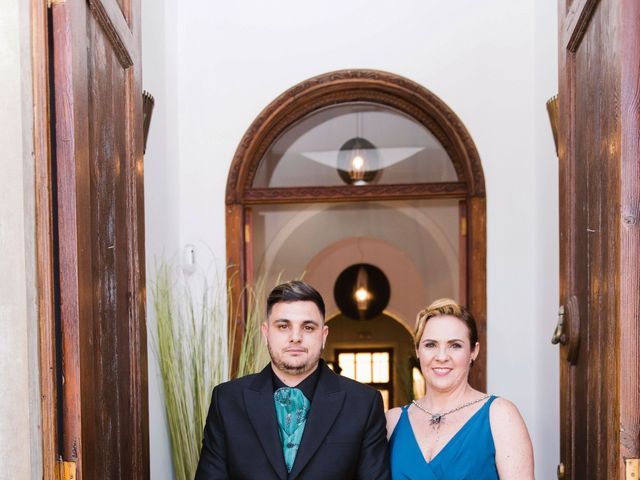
[351,154,365,171]
[354,287,370,303]
[338,137,379,185]
[354,264,372,314]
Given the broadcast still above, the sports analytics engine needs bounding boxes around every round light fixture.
[337,137,381,185]
[334,263,390,320]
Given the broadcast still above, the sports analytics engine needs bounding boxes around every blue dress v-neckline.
[389,396,499,479]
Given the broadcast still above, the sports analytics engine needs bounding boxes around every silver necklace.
[411,394,490,427]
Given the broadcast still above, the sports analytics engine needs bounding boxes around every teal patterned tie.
[273,387,310,472]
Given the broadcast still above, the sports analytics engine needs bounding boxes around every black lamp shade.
[337,137,381,185]
[334,263,390,320]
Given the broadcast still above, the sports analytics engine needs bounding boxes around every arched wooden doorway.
[225,69,486,389]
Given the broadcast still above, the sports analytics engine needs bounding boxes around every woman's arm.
[385,407,402,440]
[490,398,534,479]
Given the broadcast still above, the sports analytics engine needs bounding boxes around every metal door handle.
[551,305,567,345]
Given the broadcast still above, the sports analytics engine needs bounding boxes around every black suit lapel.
[243,366,288,480]
[289,364,345,478]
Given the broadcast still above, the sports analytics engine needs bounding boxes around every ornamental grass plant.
[151,263,268,480]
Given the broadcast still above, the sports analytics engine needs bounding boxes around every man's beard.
[267,343,322,375]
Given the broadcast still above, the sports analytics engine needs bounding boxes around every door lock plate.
[627,459,640,480]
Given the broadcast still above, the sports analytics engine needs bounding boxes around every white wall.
[0,0,42,478]
[143,1,559,477]
[534,0,560,475]
[142,0,181,478]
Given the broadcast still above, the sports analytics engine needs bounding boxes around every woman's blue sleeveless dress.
[389,396,499,479]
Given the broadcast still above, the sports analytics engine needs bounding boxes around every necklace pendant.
[430,414,443,425]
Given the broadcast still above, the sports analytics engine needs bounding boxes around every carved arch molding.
[225,69,487,389]
[226,69,485,203]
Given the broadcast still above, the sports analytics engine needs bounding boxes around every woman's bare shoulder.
[489,396,520,417]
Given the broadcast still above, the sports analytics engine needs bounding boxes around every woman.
[386,299,533,479]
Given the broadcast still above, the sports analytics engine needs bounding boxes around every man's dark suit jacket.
[194,361,390,479]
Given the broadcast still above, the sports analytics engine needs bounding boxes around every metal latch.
[551,305,567,345]
[627,459,640,480]
[56,459,76,480]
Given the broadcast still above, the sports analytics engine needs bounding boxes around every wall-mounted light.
[181,244,196,276]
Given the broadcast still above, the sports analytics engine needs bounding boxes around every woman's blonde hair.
[413,298,478,349]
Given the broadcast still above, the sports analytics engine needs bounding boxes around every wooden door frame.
[225,69,487,390]
[32,0,58,477]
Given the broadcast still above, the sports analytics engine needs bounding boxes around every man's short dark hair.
[266,280,326,320]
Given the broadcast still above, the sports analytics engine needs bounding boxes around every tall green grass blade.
[151,261,269,479]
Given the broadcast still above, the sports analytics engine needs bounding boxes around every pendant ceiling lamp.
[337,112,380,185]
[337,137,380,185]
[334,263,390,321]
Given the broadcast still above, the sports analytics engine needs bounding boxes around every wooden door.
[50,0,148,477]
[557,0,640,478]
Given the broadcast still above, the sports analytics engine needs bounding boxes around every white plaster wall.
[534,0,560,476]
[142,0,181,478]
[143,1,560,477]
[0,0,42,478]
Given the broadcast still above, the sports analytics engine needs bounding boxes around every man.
[195,280,390,479]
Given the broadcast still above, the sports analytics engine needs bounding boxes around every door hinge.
[627,459,640,480]
[56,459,76,480]
[460,217,467,236]
[47,0,66,7]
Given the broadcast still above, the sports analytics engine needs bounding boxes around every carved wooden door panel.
[557,0,640,478]
[50,0,148,477]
